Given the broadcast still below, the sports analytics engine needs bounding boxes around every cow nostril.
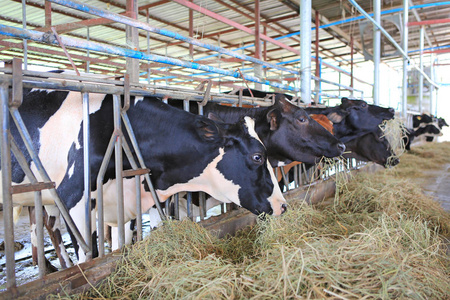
[389,108,395,114]
[337,143,346,153]
[281,203,287,214]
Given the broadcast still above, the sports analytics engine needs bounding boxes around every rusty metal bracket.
[10,58,23,108]
[237,68,253,98]
[198,80,212,106]
[122,74,130,112]
[51,27,80,77]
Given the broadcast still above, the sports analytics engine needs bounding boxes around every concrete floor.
[422,163,450,212]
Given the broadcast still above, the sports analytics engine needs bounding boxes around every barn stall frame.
[1,0,440,295]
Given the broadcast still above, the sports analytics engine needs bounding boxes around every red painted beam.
[408,18,450,26]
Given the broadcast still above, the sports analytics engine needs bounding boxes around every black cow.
[202,95,346,166]
[343,128,400,167]
[224,88,295,101]
[2,90,286,262]
[304,97,395,143]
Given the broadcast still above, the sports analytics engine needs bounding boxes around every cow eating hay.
[61,143,450,299]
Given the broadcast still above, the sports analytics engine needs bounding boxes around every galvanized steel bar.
[46,0,298,76]
[0,83,16,290]
[120,113,166,220]
[402,0,409,119]
[373,0,381,105]
[113,94,125,249]
[33,192,46,278]
[9,107,90,254]
[347,0,439,89]
[9,137,46,278]
[419,26,424,114]
[96,133,117,257]
[22,0,27,69]
[300,0,312,104]
[135,175,142,242]
[82,92,92,254]
[0,24,299,92]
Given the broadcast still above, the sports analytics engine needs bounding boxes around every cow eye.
[361,102,367,108]
[297,117,307,123]
[252,153,264,163]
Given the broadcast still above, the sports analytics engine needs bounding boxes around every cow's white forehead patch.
[244,116,264,147]
[134,96,144,105]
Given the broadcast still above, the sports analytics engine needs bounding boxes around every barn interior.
[0,0,450,297]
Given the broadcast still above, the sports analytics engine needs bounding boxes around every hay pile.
[61,143,450,299]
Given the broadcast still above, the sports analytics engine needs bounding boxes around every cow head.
[192,116,287,216]
[344,129,399,167]
[340,98,395,132]
[262,95,345,166]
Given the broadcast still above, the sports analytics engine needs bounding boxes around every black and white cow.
[2,90,286,263]
[412,113,445,142]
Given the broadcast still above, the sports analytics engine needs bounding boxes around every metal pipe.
[0,83,16,289]
[419,26,424,114]
[113,94,125,249]
[408,0,432,47]
[402,0,409,119]
[9,107,90,254]
[0,24,299,92]
[82,92,92,254]
[314,10,320,104]
[373,0,381,105]
[46,0,298,76]
[96,133,118,257]
[9,137,46,278]
[300,0,311,104]
[135,174,142,242]
[347,0,439,89]
[120,113,166,220]
[22,0,27,69]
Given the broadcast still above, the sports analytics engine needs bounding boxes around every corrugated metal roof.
[0,0,449,91]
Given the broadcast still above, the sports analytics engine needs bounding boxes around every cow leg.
[43,205,73,269]
[110,220,134,251]
[68,198,98,263]
[27,206,58,273]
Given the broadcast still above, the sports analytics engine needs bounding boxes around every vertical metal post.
[22,0,27,69]
[33,192,46,278]
[314,11,320,104]
[350,35,354,94]
[82,92,92,254]
[373,0,381,105]
[146,8,151,85]
[189,0,194,59]
[113,94,125,248]
[300,0,312,104]
[402,0,409,119]
[126,0,139,83]
[254,0,262,90]
[135,175,142,241]
[86,27,90,73]
[0,83,16,290]
[429,54,434,114]
[418,25,424,113]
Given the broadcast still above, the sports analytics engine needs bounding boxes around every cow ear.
[327,111,347,123]
[341,97,349,104]
[207,112,225,123]
[266,108,281,131]
[195,117,220,141]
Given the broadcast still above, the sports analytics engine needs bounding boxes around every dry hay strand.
[60,143,450,300]
[243,214,449,299]
[393,141,450,179]
[379,118,408,165]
